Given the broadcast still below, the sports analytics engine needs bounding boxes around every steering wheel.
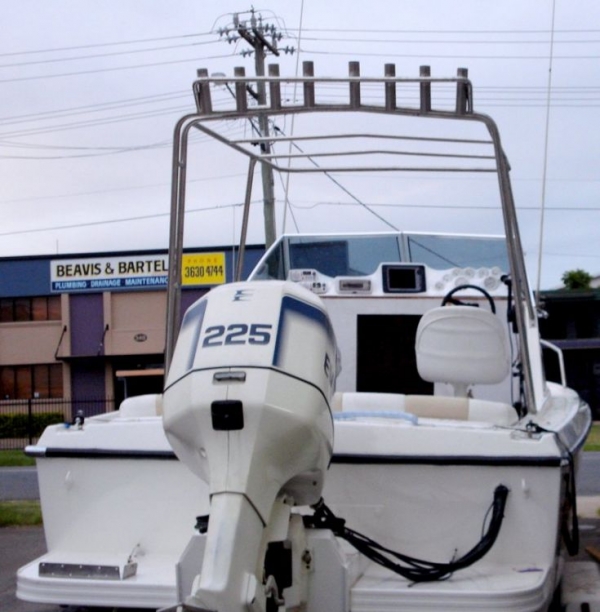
[441,284,496,314]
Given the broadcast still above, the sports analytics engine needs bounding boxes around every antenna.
[536,0,557,299]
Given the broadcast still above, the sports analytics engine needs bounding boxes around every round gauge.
[484,276,500,291]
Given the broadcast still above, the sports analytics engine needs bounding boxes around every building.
[0,245,264,420]
[539,286,600,419]
[4,243,597,426]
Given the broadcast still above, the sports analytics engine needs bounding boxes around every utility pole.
[219,10,294,249]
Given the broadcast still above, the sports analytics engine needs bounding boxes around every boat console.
[251,232,508,298]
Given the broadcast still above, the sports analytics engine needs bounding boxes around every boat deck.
[352,562,552,612]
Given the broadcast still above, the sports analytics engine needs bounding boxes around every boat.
[17,62,592,612]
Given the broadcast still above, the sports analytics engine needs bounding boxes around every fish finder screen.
[383,265,426,293]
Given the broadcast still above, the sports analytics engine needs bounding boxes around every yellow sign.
[181,253,226,286]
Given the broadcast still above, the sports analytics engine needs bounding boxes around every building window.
[0,364,63,399]
[0,296,61,323]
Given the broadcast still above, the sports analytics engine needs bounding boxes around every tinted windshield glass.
[406,234,509,271]
[289,235,401,277]
[252,233,508,280]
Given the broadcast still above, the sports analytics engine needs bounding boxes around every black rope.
[304,485,509,583]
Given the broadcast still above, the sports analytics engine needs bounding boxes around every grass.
[585,424,600,452]
[0,501,42,527]
[0,450,35,467]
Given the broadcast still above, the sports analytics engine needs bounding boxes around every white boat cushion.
[415,306,510,388]
[332,392,518,426]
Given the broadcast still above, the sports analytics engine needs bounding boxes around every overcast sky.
[1,0,599,289]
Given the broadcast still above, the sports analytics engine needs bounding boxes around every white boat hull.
[18,384,589,611]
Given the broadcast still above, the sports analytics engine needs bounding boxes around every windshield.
[253,234,402,280]
[251,232,508,280]
[289,235,401,277]
[406,234,509,271]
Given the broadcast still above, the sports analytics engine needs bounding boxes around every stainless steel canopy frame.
[165,61,538,413]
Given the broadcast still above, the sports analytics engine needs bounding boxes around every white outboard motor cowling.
[163,280,338,612]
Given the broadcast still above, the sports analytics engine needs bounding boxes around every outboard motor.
[163,280,339,612]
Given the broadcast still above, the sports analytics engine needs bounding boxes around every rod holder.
[419,65,431,113]
[456,67,469,114]
[194,68,212,114]
[349,62,361,108]
[303,61,315,107]
[384,63,396,111]
[268,64,281,110]
[234,67,248,113]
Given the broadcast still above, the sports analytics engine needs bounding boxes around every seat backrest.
[415,306,510,397]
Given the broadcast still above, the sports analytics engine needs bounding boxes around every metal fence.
[0,398,115,450]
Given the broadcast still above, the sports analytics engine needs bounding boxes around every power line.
[544,251,600,259]
[0,91,191,126]
[0,32,214,58]
[1,201,596,238]
[0,40,221,70]
[288,201,600,212]
[0,105,193,139]
[0,201,262,237]
[0,52,236,84]
[299,27,600,34]
[300,47,600,60]
[0,123,244,156]
[300,35,600,45]
[0,173,247,205]
[0,113,245,148]
[0,145,170,160]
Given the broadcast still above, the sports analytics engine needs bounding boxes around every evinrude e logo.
[233,289,253,302]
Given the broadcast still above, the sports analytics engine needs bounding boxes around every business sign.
[50,253,225,293]
[181,253,225,286]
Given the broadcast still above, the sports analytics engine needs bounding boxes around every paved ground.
[579,452,600,496]
[1,527,55,612]
[0,468,40,501]
[1,526,153,612]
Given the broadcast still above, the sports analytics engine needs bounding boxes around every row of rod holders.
[193,62,472,117]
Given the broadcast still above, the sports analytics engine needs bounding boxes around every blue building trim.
[0,245,265,298]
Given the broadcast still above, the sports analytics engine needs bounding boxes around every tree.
[561,269,593,290]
